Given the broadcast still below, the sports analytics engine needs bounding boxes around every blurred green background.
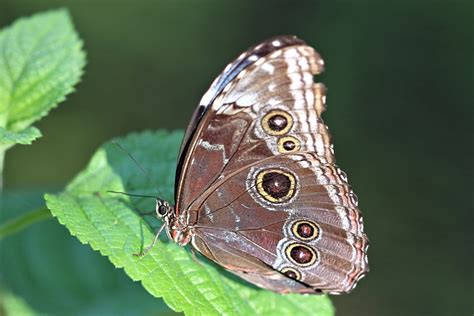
[1,1,472,315]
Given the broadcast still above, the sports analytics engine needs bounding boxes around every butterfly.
[150,35,368,294]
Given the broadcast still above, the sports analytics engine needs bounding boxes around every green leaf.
[0,289,38,316]
[45,130,334,316]
[0,9,85,147]
[0,207,51,240]
[0,189,178,315]
[0,126,41,147]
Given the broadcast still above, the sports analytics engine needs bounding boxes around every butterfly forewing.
[174,35,368,294]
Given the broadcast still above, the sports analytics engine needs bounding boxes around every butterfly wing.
[191,153,367,294]
[176,35,330,210]
[175,35,368,294]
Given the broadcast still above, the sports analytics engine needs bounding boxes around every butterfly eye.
[157,204,168,216]
[281,267,302,281]
[283,141,295,150]
[291,220,320,241]
[285,243,318,267]
[277,136,301,153]
[261,110,293,135]
[256,169,296,203]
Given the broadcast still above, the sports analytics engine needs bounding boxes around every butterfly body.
[156,35,368,295]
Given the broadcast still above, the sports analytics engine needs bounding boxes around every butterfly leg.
[134,222,167,257]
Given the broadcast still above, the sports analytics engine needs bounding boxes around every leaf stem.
[0,207,52,240]
[0,151,4,192]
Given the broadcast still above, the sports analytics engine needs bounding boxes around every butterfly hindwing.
[192,153,367,293]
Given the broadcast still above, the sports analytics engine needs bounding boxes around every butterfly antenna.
[107,190,159,199]
[111,140,164,198]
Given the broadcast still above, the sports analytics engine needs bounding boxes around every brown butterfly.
[150,35,368,294]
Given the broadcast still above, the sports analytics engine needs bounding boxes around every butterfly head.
[155,199,172,219]
[154,199,191,245]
